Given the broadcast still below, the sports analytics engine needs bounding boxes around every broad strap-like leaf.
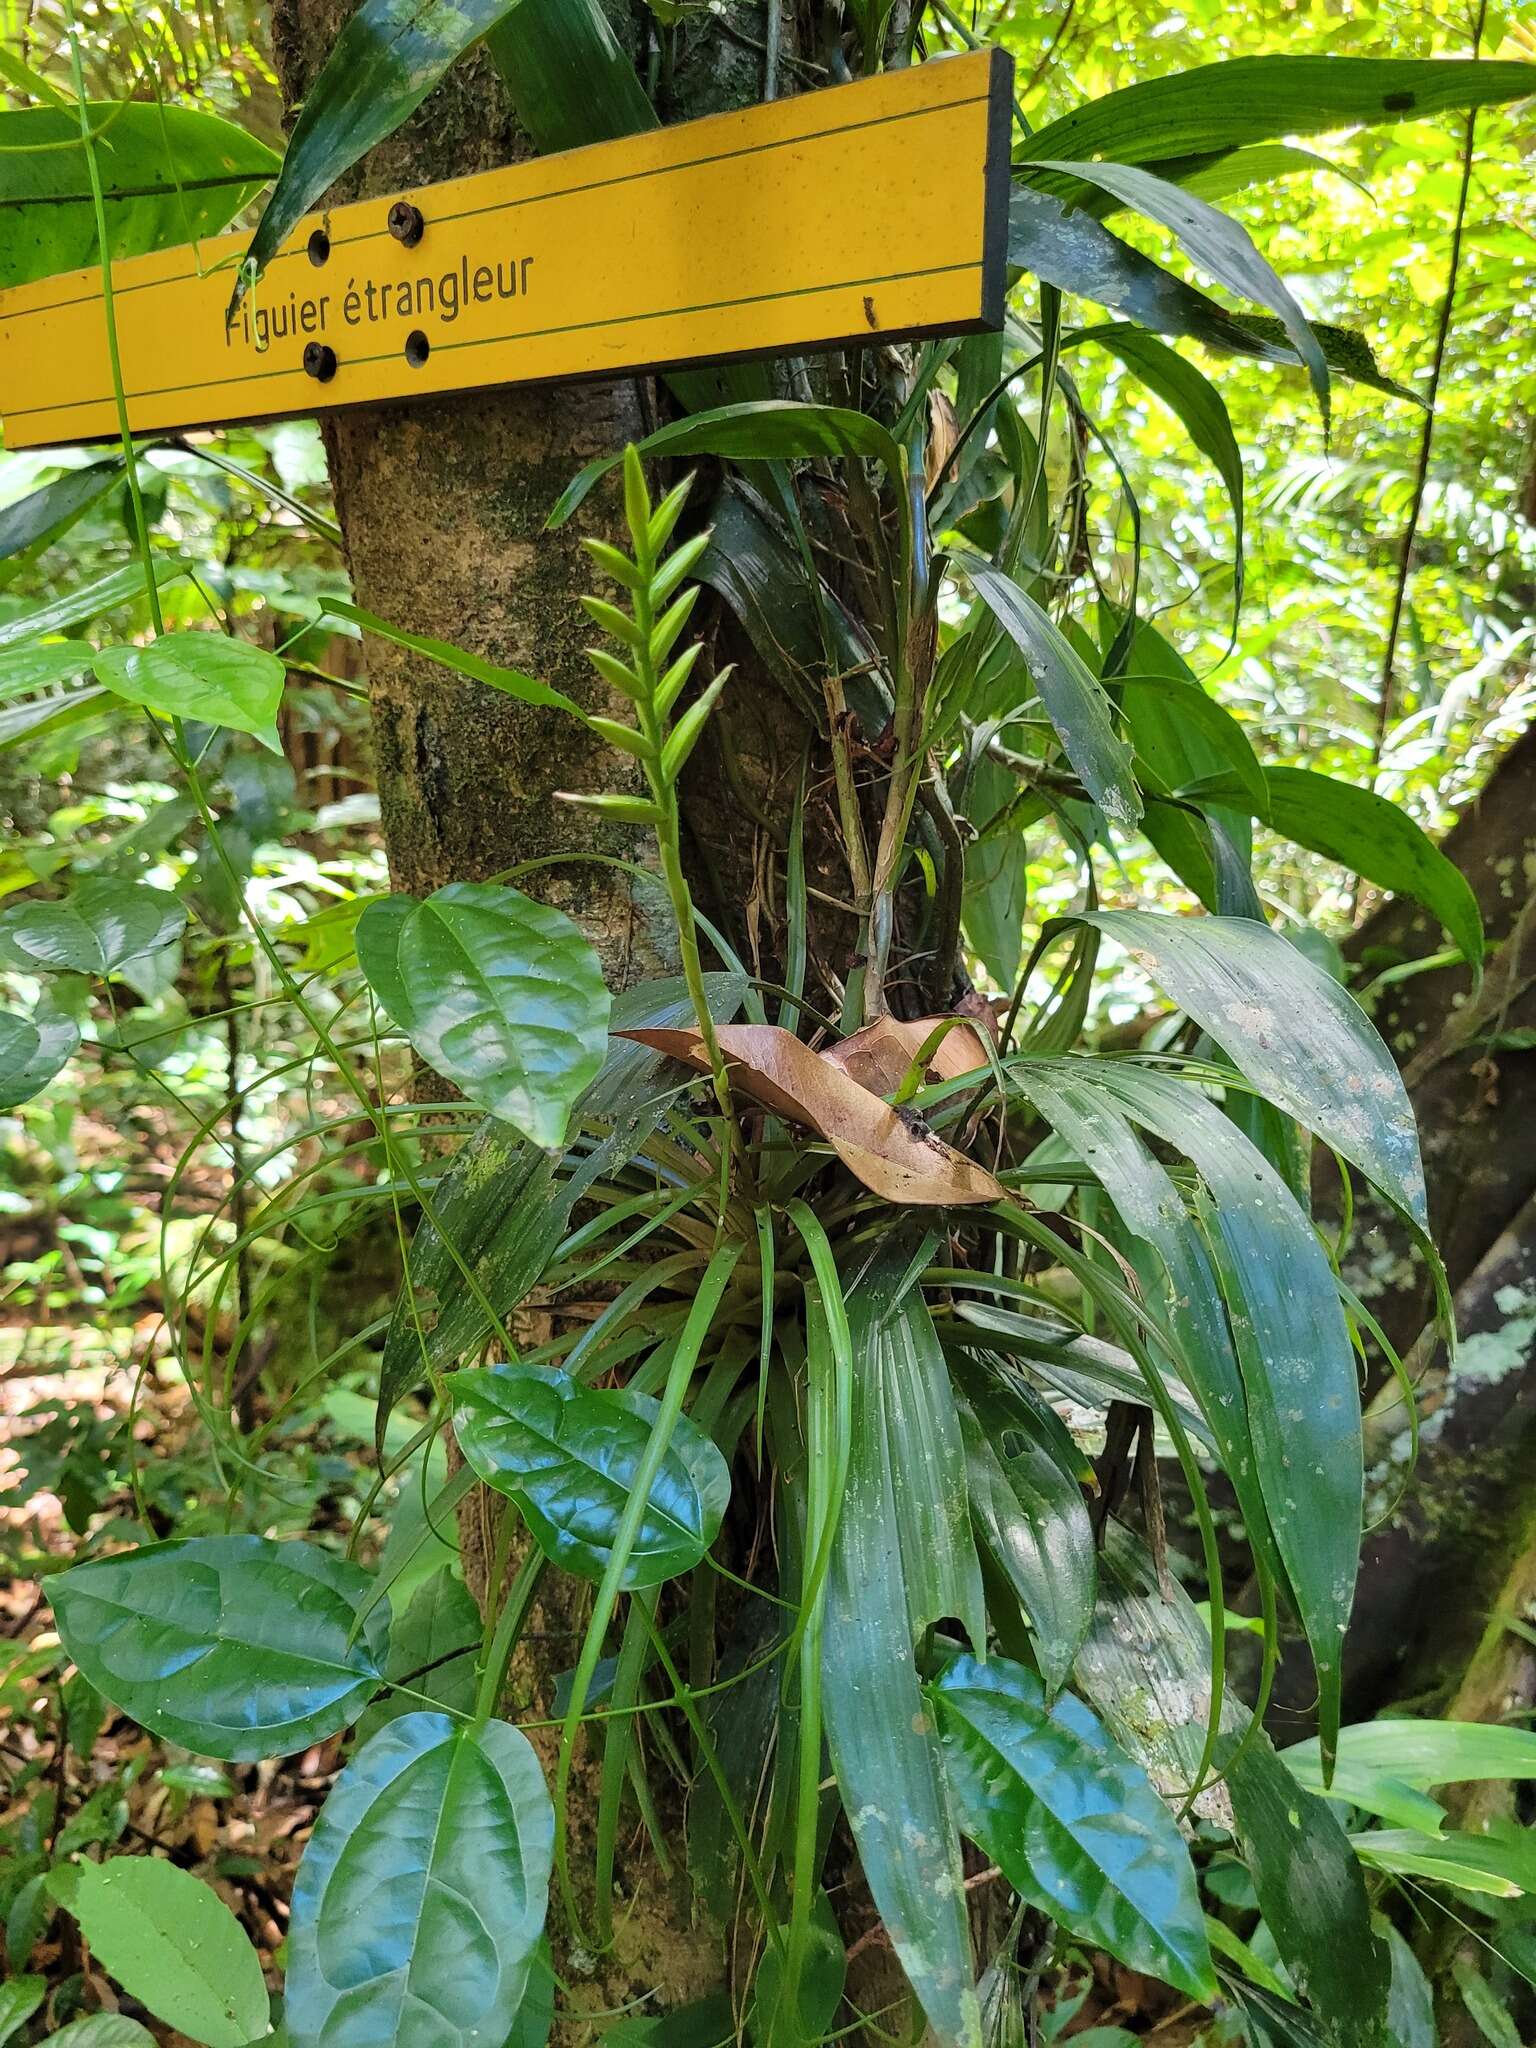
[1068,909,1426,1224]
[953,551,1139,829]
[822,1254,982,2048]
[1196,764,1484,976]
[324,598,582,717]
[950,1355,1096,1696]
[1075,328,1245,634]
[452,1364,731,1586]
[1078,1058,1363,1750]
[932,1652,1215,2002]
[50,1536,388,1759]
[357,882,610,1150]
[92,633,286,751]
[0,558,184,652]
[0,104,277,290]
[63,1858,269,2048]
[1035,159,1327,415]
[0,457,123,564]
[0,879,185,978]
[547,402,905,530]
[285,1711,553,2048]
[1019,56,1536,167]
[239,0,530,291]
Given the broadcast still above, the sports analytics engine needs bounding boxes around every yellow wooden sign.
[0,52,1011,451]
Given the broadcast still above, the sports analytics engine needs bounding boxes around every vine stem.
[1368,0,1487,775]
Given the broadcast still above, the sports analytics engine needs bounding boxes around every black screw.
[307,228,330,267]
[403,329,430,369]
[302,342,337,383]
[387,200,425,248]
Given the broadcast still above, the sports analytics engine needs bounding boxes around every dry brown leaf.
[821,1014,991,1096]
[619,1023,1003,1207]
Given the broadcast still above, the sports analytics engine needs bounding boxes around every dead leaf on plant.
[618,1023,1003,1207]
[822,1014,991,1096]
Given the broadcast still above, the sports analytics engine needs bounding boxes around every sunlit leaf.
[952,552,1140,828]
[0,879,185,977]
[51,1535,388,1759]
[1069,910,1426,1223]
[0,458,123,564]
[0,104,277,290]
[0,1002,78,1109]
[357,882,610,1150]
[64,1858,269,2048]
[92,633,285,750]
[285,1711,553,2048]
[452,1363,731,1585]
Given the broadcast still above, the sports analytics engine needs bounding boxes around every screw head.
[306,228,331,267]
[403,329,431,369]
[387,200,425,248]
[302,341,338,383]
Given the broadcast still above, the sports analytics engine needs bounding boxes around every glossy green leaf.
[0,104,277,291]
[951,1357,1095,1696]
[0,1980,43,2048]
[1353,1826,1536,1899]
[954,552,1139,828]
[1071,909,1426,1223]
[933,1652,1215,2002]
[0,879,185,977]
[1079,328,1245,629]
[0,559,184,653]
[285,1711,553,2048]
[1120,676,1266,815]
[65,1858,269,2048]
[240,0,529,288]
[1250,766,1482,973]
[1020,57,1536,166]
[0,1003,79,1109]
[750,1890,846,2048]
[357,882,610,1149]
[822,1249,982,2048]
[1037,159,1327,413]
[50,1535,388,1759]
[547,402,905,530]
[452,1363,730,1586]
[0,458,123,564]
[43,2017,158,2047]
[325,598,581,716]
[92,633,285,750]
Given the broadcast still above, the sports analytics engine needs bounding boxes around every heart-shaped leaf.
[0,879,185,977]
[619,1023,1003,1206]
[358,883,610,1150]
[452,1364,730,1586]
[0,1003,78,1109]
[285,1711,553,2048]
[932,1652,1215,2002]
[92,633,285,750]
[64,1858,269,2048]
[50,1535,388,1759]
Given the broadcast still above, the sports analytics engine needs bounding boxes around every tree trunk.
[268,6,831,2034]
